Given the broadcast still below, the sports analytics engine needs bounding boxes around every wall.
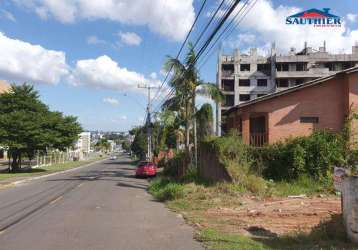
[199,144,232,182]
[342,176,358,243]
[231,73,353,144]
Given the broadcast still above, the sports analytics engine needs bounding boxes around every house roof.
[288,8,339,18]
[224,66,358,115]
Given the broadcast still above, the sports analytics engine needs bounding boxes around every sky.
[0,0,357,132]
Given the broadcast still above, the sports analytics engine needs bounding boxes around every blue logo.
[286,8,341,27]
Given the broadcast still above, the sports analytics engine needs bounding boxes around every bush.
[252,130,345,181]
[148,178,184,201]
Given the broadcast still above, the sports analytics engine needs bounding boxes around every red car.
[135,161,157,178]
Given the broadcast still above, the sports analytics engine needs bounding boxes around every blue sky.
[0,0,357,131]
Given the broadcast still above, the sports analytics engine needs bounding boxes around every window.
[257,79,268,87]
[240,64,250,71]
[296,62,307,71]
[276,79,289,88]
[222,79,234,91]
[276,63,289,72]
[257,63,270,72]
[239,79,250,86]
[224,95,234,106]
[222,64,234,77]
[300,117,319,123]
[239,94,250,102]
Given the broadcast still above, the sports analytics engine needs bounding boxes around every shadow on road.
[46,161,150,191]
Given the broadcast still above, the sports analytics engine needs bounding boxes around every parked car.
[135,161,157,178]
[110,155,117,160]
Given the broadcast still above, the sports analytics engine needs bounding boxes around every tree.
[196,103,214,142]
[130,127,147,159]
[0,84,82,172]
[163,43,223,170]
[95,138,111,153]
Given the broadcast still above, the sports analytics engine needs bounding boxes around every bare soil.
[195,196,341,237]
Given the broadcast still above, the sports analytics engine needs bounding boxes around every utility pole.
[138,84,158,161]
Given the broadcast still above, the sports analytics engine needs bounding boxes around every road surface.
[0,156,202,250]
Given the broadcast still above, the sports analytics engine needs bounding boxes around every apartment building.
[217,43,358,135]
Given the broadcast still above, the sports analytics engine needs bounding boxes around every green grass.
[197,229,267,250]
[0,157,105,182]
[197,222,356,250]
[270,176,334,197]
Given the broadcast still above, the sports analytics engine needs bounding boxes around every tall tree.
[196,103,214,142]
[163,43,223,170]
[0,84,82,171]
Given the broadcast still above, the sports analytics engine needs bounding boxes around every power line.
[198,0,257,69]
[152,0,242,113]
[151,0,209,103]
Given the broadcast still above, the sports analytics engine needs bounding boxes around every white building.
[75,132,91,159]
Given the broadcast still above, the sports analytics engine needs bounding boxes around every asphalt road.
[0,156,202,250]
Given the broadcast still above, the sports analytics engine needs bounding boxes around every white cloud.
[87,35,106,45]
[69,55,160,92]
[347,13,357,23]
[120,115,127,120]
[118,31,142,46]
[0,32,69,84]
[103,97,119,106]
[229,0,358,54]
[150,72,157,79]
[1,10,16,22]
[13,0,195,41]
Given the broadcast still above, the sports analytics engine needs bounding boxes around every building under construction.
[216,42,358,135]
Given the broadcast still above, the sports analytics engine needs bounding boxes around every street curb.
[0,158,107,189]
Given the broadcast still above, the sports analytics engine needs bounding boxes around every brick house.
[224,67,358,146]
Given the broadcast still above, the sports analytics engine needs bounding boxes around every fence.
[33,151,82,168]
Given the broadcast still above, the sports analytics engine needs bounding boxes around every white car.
[110,156,117,160]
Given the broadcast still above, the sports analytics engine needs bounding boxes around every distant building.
[224,67,358,146]
[0,80,10,94]
[75,132,91,158]
[217,43,358,135]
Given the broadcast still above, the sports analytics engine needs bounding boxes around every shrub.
[252,130,345,181]
[148,178,184,201]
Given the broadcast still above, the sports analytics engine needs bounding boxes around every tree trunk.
[10,151,20,172]
[192,91,197,169]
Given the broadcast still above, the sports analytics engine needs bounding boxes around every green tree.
[0,84,82,172]
[95,138,111,153]
[130,127,147,159]
[163,43,222,171]
[196,103,214,142]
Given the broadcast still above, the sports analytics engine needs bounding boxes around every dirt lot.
[196,196,341,237]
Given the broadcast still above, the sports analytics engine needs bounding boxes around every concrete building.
[224,67,358,146]
[217,43,358,135]
[75,132,91,159]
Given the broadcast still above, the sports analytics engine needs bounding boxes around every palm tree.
[163,43,223,168]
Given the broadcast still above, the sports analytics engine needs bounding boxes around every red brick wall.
[227,72,358,144]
